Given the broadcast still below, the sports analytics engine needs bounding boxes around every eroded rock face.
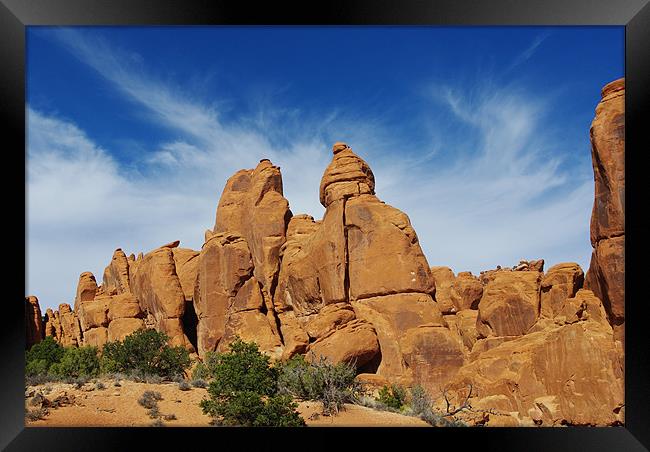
[476,271,541,338]
[44,308,62,342]
[25,296,44,349]
[195,232,281,358]
[448,303,623,426]
[430,267,455,313]
[172,248,200,303]
[584,78,625,343]
[351,293,457,387]
[215,159,290,298]
[74,272,98,311]
[307,319,381,370]
[346,195,435,301]
[102,249,131,295]
[58,303,83,347]
[450,271,483,311]
[130,247,193,350]
[540,263,584,318]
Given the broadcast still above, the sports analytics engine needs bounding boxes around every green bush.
[49,346,100,378]
[276,354,359,415]
[376,384,407,410]
[25,337,64,376]
[100,329,190,378]
[199,338,305,427]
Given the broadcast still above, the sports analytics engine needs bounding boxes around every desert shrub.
[25,407,48,422]
[277,354,360,415]
[178,380,191,391]
[151,419,164,427]
[409,385,432,415]
[199,338,305,427]
[191,378,207,388]
[376,384,407,410]
[147,406,161,419]
[163,413,177,421]
[95,381,106,390]
[25,337,64,376]
[138,390,163,410]
[100,329,190,378]
[49,346,100,379]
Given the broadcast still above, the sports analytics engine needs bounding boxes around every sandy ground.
[25,378,429,427]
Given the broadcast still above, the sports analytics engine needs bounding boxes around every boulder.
[430,266,456,313]
[450,271,483,311]
[476,271,541,338]
[303,303,356,340]
[454,309,480,352]
[83,327,109,349]
[277,311,309,360]
[274,215,322,316]
[307,319,380,370]
[108,318,145,342]
[352,293,449,385]
[540,263,584,318]
[345,194,435,300]
[107,293,143,321]
[319,142,375,208]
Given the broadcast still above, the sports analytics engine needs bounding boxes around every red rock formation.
[447,289,623,426]
[25,296,44,349]
[476,271,541,338]
[130,246,194,351]
[44,308,62,342]
[430,267,455,313]
[540,263,584,318]
[273,143,451,381]
[584,78,625,346]
[59,303,83,347]
[450,272,483,311]
[102,249,131,295]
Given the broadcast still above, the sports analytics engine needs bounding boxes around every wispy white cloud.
[505,31,552,73]
[27,29,594,310]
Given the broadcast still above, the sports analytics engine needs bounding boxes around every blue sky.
[26,26,624,310]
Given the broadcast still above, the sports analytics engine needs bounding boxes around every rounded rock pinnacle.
[332,142,350,154]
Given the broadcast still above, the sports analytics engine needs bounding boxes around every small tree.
[49,346,100,378]
[199,338,305,427]
[376,384,407,410]
[101,329,190,378]
[25,336,64,376]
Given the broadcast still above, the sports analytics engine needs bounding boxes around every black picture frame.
[3,0,649,450]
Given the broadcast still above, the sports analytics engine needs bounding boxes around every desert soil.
[25,378,429,427]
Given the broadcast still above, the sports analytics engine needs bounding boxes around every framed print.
[3,0,649,450]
